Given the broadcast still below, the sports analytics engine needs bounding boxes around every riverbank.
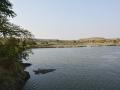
[0,59,30,90]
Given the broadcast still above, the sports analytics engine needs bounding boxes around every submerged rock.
[22,63,32,68]
[33,68,56,75]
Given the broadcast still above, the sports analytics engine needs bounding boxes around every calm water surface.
[23,46,120,90]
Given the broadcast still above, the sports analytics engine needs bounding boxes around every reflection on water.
[23,46,120,90]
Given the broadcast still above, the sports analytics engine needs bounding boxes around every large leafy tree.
[0,16,32,38]
[0,17,33,61]
[0,0,34,63]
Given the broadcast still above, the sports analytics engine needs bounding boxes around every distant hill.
[79,37,105,40]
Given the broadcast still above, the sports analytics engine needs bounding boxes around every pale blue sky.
[11,0,120,40]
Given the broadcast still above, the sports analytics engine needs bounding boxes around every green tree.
[0,0,34,63]
[0,0,16,17]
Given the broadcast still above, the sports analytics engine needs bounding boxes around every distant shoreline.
[31,45,120,49]
[32,37,120,48]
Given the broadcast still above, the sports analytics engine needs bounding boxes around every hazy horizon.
[11,0,120,40]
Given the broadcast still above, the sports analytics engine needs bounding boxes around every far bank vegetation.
[33,37,120,48]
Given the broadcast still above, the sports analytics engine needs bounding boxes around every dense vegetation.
[0,0,34,64]
[0,0,34,90]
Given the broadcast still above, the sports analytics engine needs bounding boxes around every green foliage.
[0,20,34,61]
[0,38,31,61]
[0,1,31,89]
[0,0,16,17]
[0,0,34,62]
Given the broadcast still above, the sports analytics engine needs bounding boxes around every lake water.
[23,46,120,90]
